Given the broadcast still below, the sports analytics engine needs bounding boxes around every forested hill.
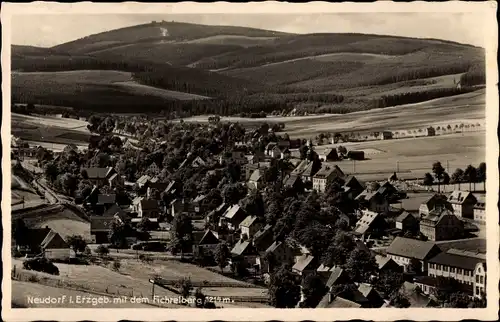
[11,21,486,116]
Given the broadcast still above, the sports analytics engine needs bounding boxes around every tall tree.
[451,168,464,189]
[300,273,328,308]
[214,242,230,273]
[464,165,477,191]
[268,266,301,308]
[432,162,446,193]
[345,247,378,283]
[423,173,434,186]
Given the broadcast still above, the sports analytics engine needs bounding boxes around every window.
[476,275,479,283]
[451,267,455,273]
[479,276,484,284]
[475,287,480,295]
[444,266,449,272]
[458,268,463,275]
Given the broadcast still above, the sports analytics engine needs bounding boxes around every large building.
[312,164,344,193]
[447,191,477,219]
[419,209,464,241]
[386,237,442,273]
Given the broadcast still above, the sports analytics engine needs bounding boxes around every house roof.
[399,282,436,307]
[90,216,116,232]
[239,215,258,228]
[421,209,456,226]
[355,210,382,235]
[474,194,485,209]
[82,167,111,179]
[386,237,439,260]
[132,196,144,205]
[396,211,416,223]
[40,230,69,249]
[223,204,244,219]
[140,199,159,211]
[448,191,476,204]
[291,159,310,176]
[357,283,380,299]
[265,240,284,254]
[193,194,206,203]
[428,249,485,270]
[23,228,52,248]
[300,162,317,178]
[253,224,273,246]
[249,169,263,182]
[284,175,300,187]
[108,173,119,182]
[435,237,486,254]
[265,142,277,150]
[292,254,316,272]
[344,175,363,189]
[313,164,344,179]
[375,255,394,270]
[199,230,219,245]
[97,194,116,205]
[137,175,151,185]
[325,266,347,288]
[317,295,362,308]
[317,263,333,273]
[231,240,255,256]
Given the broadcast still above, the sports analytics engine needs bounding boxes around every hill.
[11,22,486,116]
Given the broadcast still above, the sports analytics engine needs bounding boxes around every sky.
[11,13,486,48]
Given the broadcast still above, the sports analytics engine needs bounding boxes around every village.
[10,112,488,309]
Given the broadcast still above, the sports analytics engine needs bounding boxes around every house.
[97,194,116,207]
[205,202,229,224]
[248,169,264,190]
[379,131,393,140]
[193,194,207,215]
[265,142,278,156]
[137,199,160,218]
[220,204,247,231]
[398,282,438,307]
[357,283,385,308]
[386,237,442,273]
[376,181,399,201]
[91,216,119,243]
[473,194,486,223]
[447,191,477,219]
[252,224,274,251]
[316,264,334,280]
[16,227,71,260]
[103,204,130,223]
[257,240,295,273]
[191,156,206,168]
[395,211,419,233]
[246,151,265,164]
[107,172,123,189]
[82,167,116,186]
[354,210,388,240]
[283,175,303,191]
[427,248,486,296]
[355,190,389,215]
[219,151,247,165]
[312,164,344,193]
[147,180,170,199]
[347,150,365,160]
[375,255,403,273]
[419,208,464,241]
[325,266,352,288]
[342,175,365,199]
[292,254,319,277]
[290,159,310,177]
[230,239,259,266]
[419,194,453,217]
[319,148,339,162]
[136,175,151,189]
[280,148,291,159]
[317,295,362,308]
[300,161,319,183]
[277,140,291,150]
[269,146,282,159]
[413,275,473,298]
[239,215,262,239]
[146,162,161,176]
[131,196,144,213]
[244,162,269,181]
[193,230,219,256]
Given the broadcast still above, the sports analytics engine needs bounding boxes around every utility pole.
[446,160,449,173]
[396,161,400,173]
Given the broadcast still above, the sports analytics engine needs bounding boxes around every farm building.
[380,131,393,140]
[347,151,365,160]
[319,148,339,161]
[447,191,477,219]
[419,208,465,241]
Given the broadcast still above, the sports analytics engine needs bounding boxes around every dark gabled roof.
[301,162,317,178]
[317,295,362,308]
[22,228,52,247]
[97,194,116,205]
[82,167,110,179]
[421,209,456,226]
[435,237,486,254]
[313,164,344,179]
[386,237,440,260]
[90,216,116,232]
[199,230,219,245]
[375,255,394,270]
[140,199,159,211]
[428,249,485,271]
[40,230,69,249]
[284,175,300,187]
[223,204,245,220]
[291,159,310,176]
[325,266,348,288]
[396,211,416,223]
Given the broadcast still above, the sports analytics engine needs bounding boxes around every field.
[183,89,485,137]
[11,257,269,308]
[317,131,485,181]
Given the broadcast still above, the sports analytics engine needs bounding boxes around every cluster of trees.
[372,87,478,109]
[423,162,486,192]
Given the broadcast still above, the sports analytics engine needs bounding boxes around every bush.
[96,245,109,257]
[23,257,60,275]
[112,260,121,271]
